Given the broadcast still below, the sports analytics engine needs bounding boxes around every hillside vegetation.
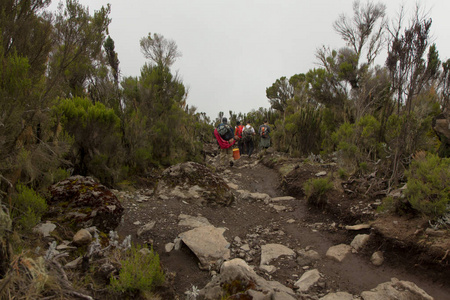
[0,0,449,299]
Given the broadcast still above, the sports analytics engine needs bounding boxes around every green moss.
[222,278,255,299]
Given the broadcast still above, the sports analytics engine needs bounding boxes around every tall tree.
[333,0,386,67]
[266,76,293,113]
[140,33,181,69]
[49,0,111,97]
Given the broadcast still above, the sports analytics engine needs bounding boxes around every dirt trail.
[116,156,450,299]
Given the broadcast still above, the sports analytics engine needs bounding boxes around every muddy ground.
[116,153,450,299]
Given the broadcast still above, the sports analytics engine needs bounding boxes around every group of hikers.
[213,117,271,167]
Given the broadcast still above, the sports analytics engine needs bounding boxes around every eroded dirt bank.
[116,155,449,299]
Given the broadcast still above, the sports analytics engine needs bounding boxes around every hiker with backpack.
[259,119,271,150]
[214,117,236,167]
[242,120,256,157]
[235,120,244,155]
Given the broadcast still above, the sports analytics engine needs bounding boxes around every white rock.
[73,229,92,245]
[345,224,371,230]
[165,242,175,252]
[137,221,156,237]
[259,265,277,274]
[371,251,384,266]
[271,196,296,201]
[326,244,352,262]
[33,222,56,237]
[350,234,370,251]
[179,225,230,270]
[178,214,211,228]
[361,278,433,300]
[294,269,321,292]
[260,244,295,266]
[320,291,355,300]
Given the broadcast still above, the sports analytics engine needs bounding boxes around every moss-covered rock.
[47,175,124,232]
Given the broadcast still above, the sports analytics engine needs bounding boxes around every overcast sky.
[50,0,450,120]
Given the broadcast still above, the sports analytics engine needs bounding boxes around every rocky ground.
[114,150,450,299]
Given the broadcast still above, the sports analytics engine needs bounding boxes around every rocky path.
[116,157,449,299]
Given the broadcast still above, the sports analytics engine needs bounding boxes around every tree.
[384,6,441,186]
[386,7,438,114]
[53,97,122,185]
[0,0,53,80]
[140,33,181,69]
[316,0,388,121]
[266,77,293,113]
[104,35,120,85]
[333,0,387,67]
[49,0,111,97]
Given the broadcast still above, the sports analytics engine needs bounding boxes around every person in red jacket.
[234,120,244,155]
[214,117,236,167]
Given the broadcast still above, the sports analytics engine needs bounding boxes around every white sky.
[50,0,450,120]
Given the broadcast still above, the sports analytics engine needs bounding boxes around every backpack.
[242,126,253,141]
[235,125,244,139]
[217,123,233,140]
[260,125,269,138]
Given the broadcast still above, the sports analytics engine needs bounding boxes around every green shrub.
[109,244,164,294]
[359,162,368,174]
[303,177,333,206]
[10,184,47,230]
[338,168,348,179]
[405,153,450,218]
[377,196,412,216]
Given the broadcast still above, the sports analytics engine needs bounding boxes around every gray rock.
[260,243,295,266]
[137,221,156,237]
[297,249,321,266]
[345,224,371,230]
[165,243,175,252]
[320,291,355,300]
[249,192,271,202]
[178,214,211,228]
[361,277,434,300]
[199,258,295,300]
[271,196,296,202]
[64,256,82,269]
[33,222,56,237]
[179,225,230,270]
[371,251,384,266]
[73,229,92,245]
[156,162,234,206]
[350,234,370,251]
[326,244,352,262]
[259,265,277,274]
[294,269,321,292]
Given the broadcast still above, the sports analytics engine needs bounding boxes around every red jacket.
[214,128,235,149]
[235,125,244,139]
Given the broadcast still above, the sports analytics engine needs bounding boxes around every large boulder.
[361,278,434,300]
[199,258,296,300]
[156,162,234,206]
[47,176,124,232]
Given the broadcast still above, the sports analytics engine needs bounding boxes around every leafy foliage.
[405,153,450,218]
[109,244,165,293]
[10,184,47,230]
[53,97,122,184]
[303,177,334,207]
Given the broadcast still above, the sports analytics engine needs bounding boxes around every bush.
[10,184,47,231]
[405,153,450,218]
[303,177,333,207]
[109,244,164,294]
